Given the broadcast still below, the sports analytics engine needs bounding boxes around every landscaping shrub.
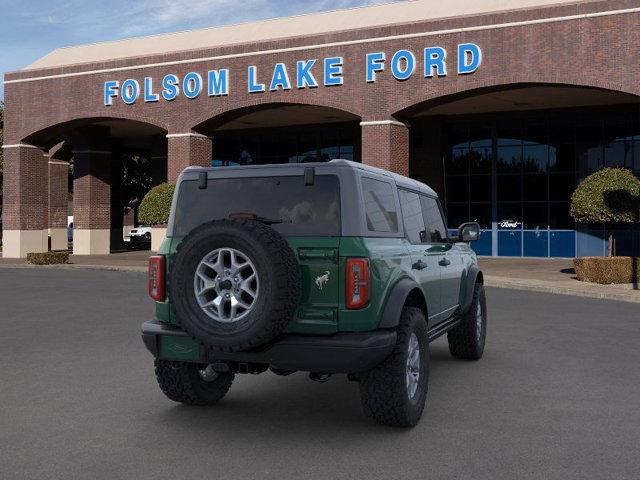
[138,183,175,226]
[27,251,70,265]
[574,256,640,284]
[570,168,640,224]
[570,168,640,256]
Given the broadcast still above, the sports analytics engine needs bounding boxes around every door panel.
[439,244,465,315]
[408,243,442,324]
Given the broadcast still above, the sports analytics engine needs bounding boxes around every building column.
[48,159,69,251]
[167,133,212,183]
[360,120,410,176]
[110,143,125,251]
[71,126,114,255]
[1,144,49,258]
[151,134,168,187]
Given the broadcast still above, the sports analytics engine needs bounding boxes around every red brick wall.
[4,0,640,148]
[2,147,48,230]
[167,135,212,183]
[48,161,68,229]
[72,151,111,230]
[361,123,410,175]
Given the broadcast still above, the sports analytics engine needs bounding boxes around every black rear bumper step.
[141,320,397,374]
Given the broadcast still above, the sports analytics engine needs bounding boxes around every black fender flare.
[378,277,424,329]
[460,265,483,314]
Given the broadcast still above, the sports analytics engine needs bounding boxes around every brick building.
[2,0,640,257]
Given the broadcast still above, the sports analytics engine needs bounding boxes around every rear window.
[361,177,398,233]
[173,175,341,237]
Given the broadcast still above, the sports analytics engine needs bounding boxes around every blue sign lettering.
[296,59,318,89]
[457,43,482,75]
[102,44,482,105]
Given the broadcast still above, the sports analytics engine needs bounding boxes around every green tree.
[138,183,175,226]
[570,167,640,256]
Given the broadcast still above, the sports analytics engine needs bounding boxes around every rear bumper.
[141,320,396,374]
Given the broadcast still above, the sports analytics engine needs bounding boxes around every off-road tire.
[359,307,429,428]
[447,282,487,360]
[154,359,234,406]
[170,219,300,353]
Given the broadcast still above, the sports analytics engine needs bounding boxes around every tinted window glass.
[361,177,398,233]
[173,175,340,237]
[399,190,426,243]
[420,196,447,243]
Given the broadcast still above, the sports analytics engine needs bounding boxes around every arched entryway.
[396,84,640,258]
[193,103,361,166]
[4,118,167,256]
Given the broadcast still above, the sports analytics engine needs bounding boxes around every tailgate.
[286,237,341,335]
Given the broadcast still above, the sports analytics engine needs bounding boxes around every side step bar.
[427,317,461,342]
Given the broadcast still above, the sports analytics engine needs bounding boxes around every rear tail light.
[148,255,166,301]
[346,258,370,309]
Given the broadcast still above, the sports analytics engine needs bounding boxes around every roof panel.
[25,0,586,70]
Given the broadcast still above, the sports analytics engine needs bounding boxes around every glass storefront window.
[497,175,521,201]
[604,140,632,168]
[523,144,548,173]
[523,174,548,202]
[523,203,548,229]
[497,145,522,173]
[443,105,638,256]
[470,203,492,229]
[549,144,575,172]
[213,123,359,165]
[470,175,492,202]
[549,202,573,229]
[449,148,469,174]
[470,146,492,173]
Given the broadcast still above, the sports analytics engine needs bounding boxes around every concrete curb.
[485,276,640,304]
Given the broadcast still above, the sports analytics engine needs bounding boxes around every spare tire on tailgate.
[169,219,301,353]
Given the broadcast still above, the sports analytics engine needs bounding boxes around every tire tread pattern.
[359,307,428,428]
[447,283,486,360]
[154,359,234,405]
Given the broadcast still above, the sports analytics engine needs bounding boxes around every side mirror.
[458,222,481,242]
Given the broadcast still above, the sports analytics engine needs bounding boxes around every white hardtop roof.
[25,0,586,70]
[185,159,438,197]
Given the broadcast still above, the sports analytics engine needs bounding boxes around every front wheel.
[447,283,487,360]
[359,307,429,427]
[154,360,234,405]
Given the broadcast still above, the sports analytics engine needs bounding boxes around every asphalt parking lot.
[1,268,639,480]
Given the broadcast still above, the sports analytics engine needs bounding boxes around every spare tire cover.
[170,219,301,353]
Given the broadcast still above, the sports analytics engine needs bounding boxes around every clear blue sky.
[0,0,399,100]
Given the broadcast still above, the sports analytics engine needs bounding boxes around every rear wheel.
[447,283,487,360]
[359,307,429,427]
[154,359,234,405]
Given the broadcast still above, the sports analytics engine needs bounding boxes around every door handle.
[412,260,428,270]
[438,257,451,267]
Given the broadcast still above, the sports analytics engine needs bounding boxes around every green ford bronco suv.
[142,160,486,427]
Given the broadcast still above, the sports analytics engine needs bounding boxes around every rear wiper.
[228,212,287,225]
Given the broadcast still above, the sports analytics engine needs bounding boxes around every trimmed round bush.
[570,168,640,224]
[139,183,175,226]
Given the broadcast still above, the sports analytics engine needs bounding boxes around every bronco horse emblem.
[315,271,331,291]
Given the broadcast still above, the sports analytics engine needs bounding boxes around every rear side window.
[420,196,447,243]
[361,177,398,233]
[398,190,426,244]
[173,175,340,237]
